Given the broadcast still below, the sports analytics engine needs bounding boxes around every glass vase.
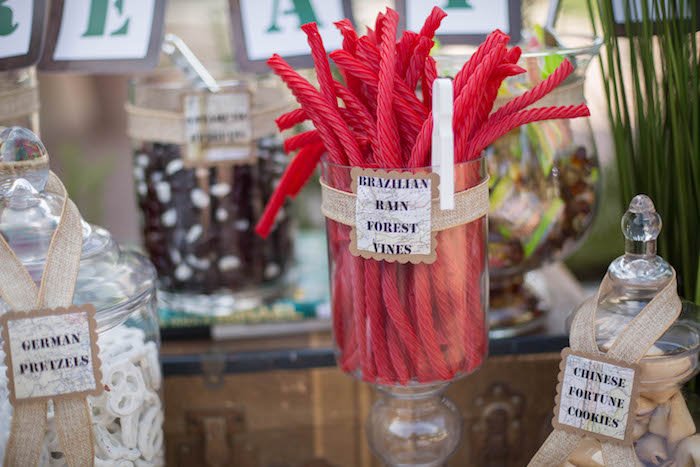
[321,158,488,466]
[438,34,603,337]
[128,71,296,317]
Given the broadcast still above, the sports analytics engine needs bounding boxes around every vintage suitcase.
[160,264,584,466]
[162,333,564,466]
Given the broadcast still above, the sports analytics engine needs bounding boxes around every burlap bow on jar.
[0,166,98,467]
[529,271,683,467]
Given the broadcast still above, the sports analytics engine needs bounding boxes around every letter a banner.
[229,0,355,72]
[396,0,522,44]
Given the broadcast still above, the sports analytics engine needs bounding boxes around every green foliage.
[588,0,700,302]
[57,143,114,224]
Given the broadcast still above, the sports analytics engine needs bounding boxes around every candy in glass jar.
[531,195,700,466]
[438,33,602,337]
[127,71,296,317]
[0,127,164,466]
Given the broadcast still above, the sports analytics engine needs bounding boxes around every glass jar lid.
[588,195,700,384]
[0,127,155,321]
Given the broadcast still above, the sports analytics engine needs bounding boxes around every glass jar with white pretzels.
[0,127,163,466]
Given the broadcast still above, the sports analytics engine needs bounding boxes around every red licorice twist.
[256,7,591,386]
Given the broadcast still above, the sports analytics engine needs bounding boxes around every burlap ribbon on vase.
[0,172,94,467]
[528,271,682,467]
[0,86,40,123]
[320,176,490,231]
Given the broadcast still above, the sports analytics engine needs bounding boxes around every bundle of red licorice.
[256,7,589,385]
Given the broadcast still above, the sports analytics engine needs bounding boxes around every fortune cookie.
[637,396,659,418]
[634,414,652,441]
[650,402,672,437]
[646,346,666,356]
[642,387,684,405]
[666,393,696,450]
[640,354,693,386]
[635,433,669,465]
[568,438,604,467]
[674,434,700,467]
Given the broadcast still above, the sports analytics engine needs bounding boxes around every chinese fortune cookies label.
[553,349,640,445]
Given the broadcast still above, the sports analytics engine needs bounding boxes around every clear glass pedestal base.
[367,383,462,467]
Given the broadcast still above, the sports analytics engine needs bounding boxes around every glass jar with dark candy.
[127,72,296,316]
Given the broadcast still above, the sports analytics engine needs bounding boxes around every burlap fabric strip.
[320,176,490,231]
[124,99,296,145]
[528,271,682,467]
[0,86,39,123]
[0,171,94,467]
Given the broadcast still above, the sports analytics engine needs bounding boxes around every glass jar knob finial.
[609,194,672,286]
[622,194,662,255]
[0,126,49,201]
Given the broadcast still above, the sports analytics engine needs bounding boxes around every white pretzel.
[105,419,122,437]
[142,390,160,407]
[135,456,164,467]
[104,361,146,417]
[94,425,140,461]
[44,418,58,448]
[38,443,51,467]
[98,327,148,364]
[120,412,139,449]
[49,455,68,466]
[94,457,135,467]
[138,406,164,462]
[42,418,70,467]
[139,342,162,391]
[100,338,148,364]
[89,393,117,427]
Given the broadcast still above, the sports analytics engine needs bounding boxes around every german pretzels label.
[1,305,102,404]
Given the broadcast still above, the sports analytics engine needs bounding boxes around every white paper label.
[184,92,253,164]
[1,306,101,403]
[557,353,636,442]
[405,0,510,36]
[53,0,156,60]
[0,0,33,59]
[352,169,436,262]
[239,0,345,61]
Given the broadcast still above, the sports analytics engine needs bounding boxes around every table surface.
[160,263,588,377]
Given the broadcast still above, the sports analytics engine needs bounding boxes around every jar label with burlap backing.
[350,168,438,264]
[0,304,103,405]
[553,348,640,446]
[184,91,254,166]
